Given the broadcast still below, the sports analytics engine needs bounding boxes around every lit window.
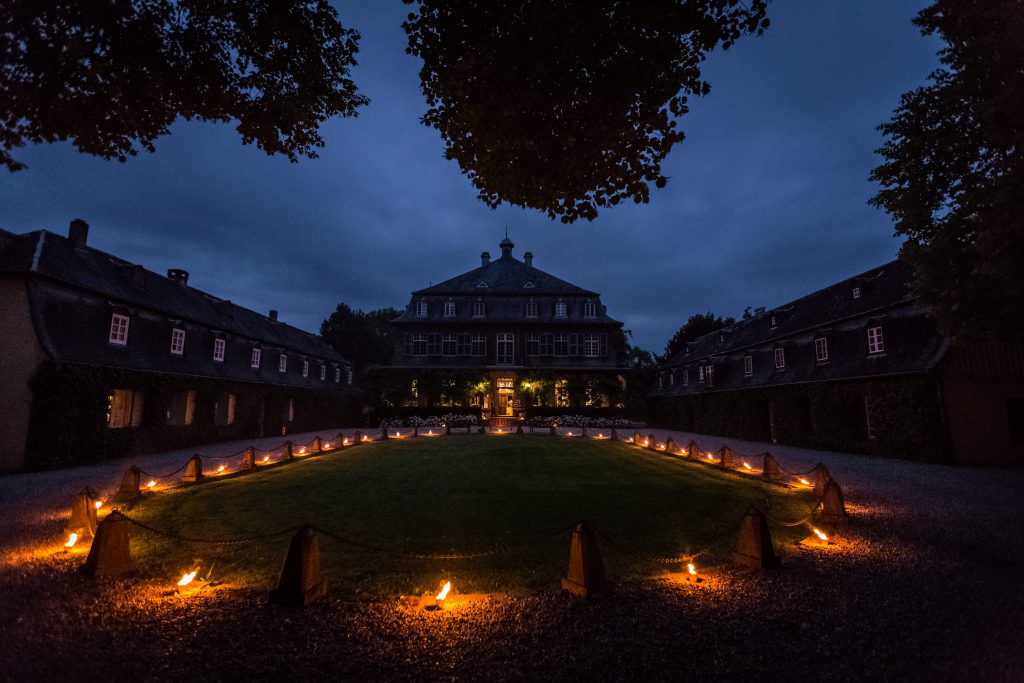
[526,302,538,318]
[320,364,326,380]
[555,302,567,318]
[334,366,341,383]
[107,389,144,428]
[852,286,862,299]
[584,302,596,318]
[109,313,130,346]
[774,347,786,369]
[278,353,287,373]
[416,301,428,317]
[472,301,486,318]
[251,347,261,368]
[815,337,829,363]
[302,359,309,377]
[213,338,226,362]
[867,326,885,354]
[170,328,186,356]
[583,335,600,357]
[444,301,456,317]
[744,355,753,376]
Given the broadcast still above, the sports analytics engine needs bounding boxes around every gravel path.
[2,429,1023,682]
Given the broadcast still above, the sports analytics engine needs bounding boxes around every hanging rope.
[118,513,304,545]
[137,461,190,480]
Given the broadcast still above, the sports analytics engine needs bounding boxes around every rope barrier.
[764,496,823,527]
[137,462,190,480]
[119,513,304,545]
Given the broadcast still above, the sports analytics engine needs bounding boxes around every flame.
[436,581,451,601]
[812,527,829,542]
[680,449,688,456]
[598,433,603,438]
[566,431,572,436]
[177,569,198,587]
[426,430,433,436]
[642,439,649,446]
[216,464,226,473]
[706,453,715,461]
[146,480,156,488]
[742,462,752,470]
[298,447,307,454]
[94,500,104,509]
[64,532,78,548]
[799,477,811,486]
[362,435,370,442]
[687,562,696,576]
[343,438,350,445]
[262,456,270,463]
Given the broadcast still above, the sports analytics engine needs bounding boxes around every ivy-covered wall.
[24,363,361,470]
[648,374,948,462]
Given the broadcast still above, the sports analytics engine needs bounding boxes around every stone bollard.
[113,465,142,503]
[812,463,832,497]
[732,506,780,569]
[516,424,524,434]
[269,525,328,607]
[378,427,389,441]
[664,437,676,453]
[80,511,133,577]
[241,447,256,471]
[413,426,420,437]
[183,455,204,483]
[580,427,589,438]
[478,424,486,434]
[353,430,364,444]
[65,487,100,539]
[720,446,735,469]
[820,480,849,526]
[611,428,618,441]
[688,440,700,459]
[312,436,322,452]
[445,423,452,436]
[762,453,782,481]
[550,424,557,436]
[284,441,294,460]
[646,433,656,449]
[561,522,614,599]
[632,431,642,444]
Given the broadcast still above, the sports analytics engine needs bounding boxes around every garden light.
[216,464,226,473]
[743,462,752,471]
[146,480,156,488]
[799,477,811,486]
[343,438,350,445]
[298,447,307,454]
[687,562,696,576]
[64,532,78,549]
[177,569,198,587]
[262,456,270,463]
[706,453,715,461]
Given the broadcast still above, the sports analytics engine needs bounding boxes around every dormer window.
[250,347,261,369]
[170,328,186,356]
[584,302,597,318]
[476,281,488,289]
[415,300,428,317]
[302,359,309,377]
[668,371,674,386]
[867,326,885,354]
[815,337,829,363]
[769,314,778,329]
[334,366,341,383]
[109,313,130,346]
[523,281,535,289]
[555,302,567,318]
[774,347,786,369]
[472,301,486,318]
[278,353,287,373]
[744,355,753,376]
[658,373,664,389]
[213,338,226,362]
[443,300,456,317]
[526,301,538,318]
[852,286,862,299]
[320,364,327,380]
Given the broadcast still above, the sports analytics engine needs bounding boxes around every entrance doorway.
[496,377,515,416]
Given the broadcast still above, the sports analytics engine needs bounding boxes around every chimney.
[481,251,490,267]
[68,219,89,248]
[524,251,533,267]
[269,309,279,321]
[167,268,189,287]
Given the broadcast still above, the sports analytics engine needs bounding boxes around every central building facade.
[388,237,627,417]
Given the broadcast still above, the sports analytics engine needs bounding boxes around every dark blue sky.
[0,1,940,353]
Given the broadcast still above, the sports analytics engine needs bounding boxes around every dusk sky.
[0,0,941,354]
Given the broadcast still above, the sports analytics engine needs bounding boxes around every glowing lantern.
[362,435,370,442]
[343,438,350,445]
[742,462,752,471]
[706,453,715,461]
[64,532,78,549]
[298,447,307,454]
[436,580,451,606]
[426,430,433,436]
[799,477,811,486]
[566,431,573,437]
[262,456,270,463]
[687,562,696,576]
[812,527,829,542]
[642,439,649,446]
[216,464,226,473]
[94,500,104,509]
[177,569,198,587]
[680,448,688,456]
[146,480,156,489]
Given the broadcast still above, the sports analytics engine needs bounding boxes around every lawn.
[127,435,816,595]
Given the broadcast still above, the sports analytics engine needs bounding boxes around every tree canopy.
[664,311,735,359]
[0,0,367,172]
[870,0,1024,340]
[320,304,399,372]
[403,0,768,223]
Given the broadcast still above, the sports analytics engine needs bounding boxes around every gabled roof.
[413,254,597,297]
[0,228,348,365]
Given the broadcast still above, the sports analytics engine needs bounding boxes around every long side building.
[0,220,357,471]
[648,260,1024,464]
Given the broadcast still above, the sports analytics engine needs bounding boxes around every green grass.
[128,435,816,595]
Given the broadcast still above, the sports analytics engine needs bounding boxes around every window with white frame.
[525,302,538,318]
[457,333,471,355]
[213,338,226,362]
[526,333,539,355]
[705,364,714,387]
[815,337,829,362]
[302,359,309,377]
[334,366,341,383]
[668,371,674,386]
[496,333,514,365]
[250,347,261,368]
[320,364,326,380]
[109,313,130,346]
[346,366,353,384]
[415,300,428,317]
[698,365,705,382]
[867,326,885,354]
[412,334,428,355]
[774,347,786,369]
[555,302,567,318]
[683,368,689,385]
[472,301,486,318]
[584,302,596,318]
[770,314,778,328]
[170,328,186,355]
[744,355,753,376]
[278,353,287,373]
[444,300,456,317]
[539,333,553,355]
[471,334,486,356]
[583,334,600,357]
[852,286,862,299]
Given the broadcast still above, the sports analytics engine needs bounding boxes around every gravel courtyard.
[1,428,1023,682]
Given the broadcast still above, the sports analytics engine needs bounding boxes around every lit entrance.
[496,377,515,416]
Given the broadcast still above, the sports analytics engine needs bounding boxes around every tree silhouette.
[404,0,768,222]
[664,311,735,359]
[1,0,367,172]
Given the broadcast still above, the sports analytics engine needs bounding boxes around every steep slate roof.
[0,229,348,369]
[412,254,598,297]
[652,260,949,395]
